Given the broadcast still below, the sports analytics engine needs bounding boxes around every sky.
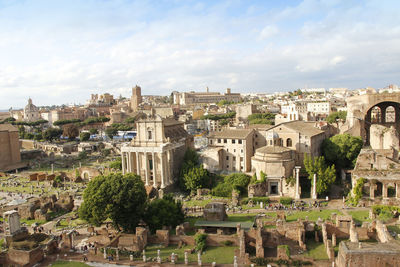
[1,0,400,109]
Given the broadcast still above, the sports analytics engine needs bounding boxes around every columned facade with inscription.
[121,113,193,189]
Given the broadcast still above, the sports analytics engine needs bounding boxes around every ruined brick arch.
[364,101,400,145]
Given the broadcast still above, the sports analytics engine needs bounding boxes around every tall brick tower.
[131,85,142,111]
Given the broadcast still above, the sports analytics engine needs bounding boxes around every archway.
[364,101,400,145]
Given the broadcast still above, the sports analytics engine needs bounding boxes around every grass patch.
[20,218,46,226]
[286,209,342,222]
[226,213,258,222]
[304,239,328,260]
[145,245,236,264]
[347,210,370,224]
[51,260,90,267]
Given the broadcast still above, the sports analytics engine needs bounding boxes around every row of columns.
[369,181,400,199]
[121,150,174,188]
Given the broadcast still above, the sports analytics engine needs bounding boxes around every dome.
[266,131,279,139]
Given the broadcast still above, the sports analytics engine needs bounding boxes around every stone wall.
[6,247,44,267]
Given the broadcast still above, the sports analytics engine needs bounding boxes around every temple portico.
[121,113,194,189]
[121,143,184,188]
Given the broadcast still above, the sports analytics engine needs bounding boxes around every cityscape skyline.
[1,0,400,109]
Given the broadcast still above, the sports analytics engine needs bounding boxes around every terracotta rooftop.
[209,129,253,139]
[256,146,292,154]
[0,124,18,132]
[271,121,324,136]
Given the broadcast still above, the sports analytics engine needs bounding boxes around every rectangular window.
[241,149,243,153]
[233,156,236,161]
[218,139,221,143]
[210,140,213,145]
[148,131,152,140]
[238,139,242,144]
[232,139,236,144]
[224,139,227,143]
[226,156,229,160]
[227,165,229,169]
[240,157,243,162]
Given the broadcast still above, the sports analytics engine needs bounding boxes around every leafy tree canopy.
[183,165,209,192]
[304,154,336,195]
[201,112,236,121]
[79,173,147,231]
[247,113,275,125]
[326,111,347,124]
[322,133,362,170]
[144,194,184,233]
[80,132,90,141]
[43,128,63,141]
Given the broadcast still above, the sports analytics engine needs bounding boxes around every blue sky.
[1,0,400,109]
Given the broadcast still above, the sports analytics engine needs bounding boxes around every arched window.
[286,138,292,147]
[371,106,382,123]
[386,106,395,123]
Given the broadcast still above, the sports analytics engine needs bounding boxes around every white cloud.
[259,25,279,40]
[0,0,399,108]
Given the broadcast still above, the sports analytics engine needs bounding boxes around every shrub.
[78,151,87,160]
[347,177,366,206]
[279,197,293,206]
[372,205,400,222]
[211,182,232,197]
[80,132,90,141]
[194,233,207,252]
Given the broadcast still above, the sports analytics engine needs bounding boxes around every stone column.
[127,152,131,173]
[152,152,157,186]
[160,152,165,188]
[184,251,188,265]
[167,150,172,185]
[122,152,126,175]
[145,153,150,186]
[312,173,317,200]
[382,182,388,199]
[295,166,301,200]
[51,163,54,174]
[370,183,375,199]
[396,183,400,199]
[136,152,140,176]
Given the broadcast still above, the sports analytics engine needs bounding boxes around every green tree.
[183,165,209,192]
[326,111,347,124]
[79,173,147,231]
[322,134,362,170]
[33,132,43,141]
[43,128,63,141]
[80,132,90,141]
[105,127,118,139]
[211,173,251,197]
[109,157,122,170]
[304,154,336,195]
[63,124,79,140]
[179,148,200,191]
[89,128,98,135]
[144,194,184,233]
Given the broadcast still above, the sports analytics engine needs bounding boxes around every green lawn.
[304,239,329,260]
[182,196,230,208]
[145,245,237,264]
[347,210,370,224]
[227,213,258,222]
[51,260,90,267]
[286,209,342,222]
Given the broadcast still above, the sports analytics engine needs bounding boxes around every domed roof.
[256,145,292,154]
[266,131,279,139]
[24,98,38,112]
